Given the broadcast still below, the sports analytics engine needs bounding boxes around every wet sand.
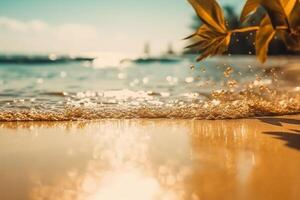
[0,116,299,200]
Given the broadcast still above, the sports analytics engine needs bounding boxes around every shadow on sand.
[258,117,300,151]
[258,117,300,127]
[264,129,300,151]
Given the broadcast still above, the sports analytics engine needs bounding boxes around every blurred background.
[0,0,298,61]
[0,0,255,56]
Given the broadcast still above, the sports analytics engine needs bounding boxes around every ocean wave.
[0,56,299,121]
[1,88,299,121]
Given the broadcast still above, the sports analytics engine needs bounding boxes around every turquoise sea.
[0,54,299,120]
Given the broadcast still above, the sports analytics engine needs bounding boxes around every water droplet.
[224,67,234,78]
[227,79,238,88]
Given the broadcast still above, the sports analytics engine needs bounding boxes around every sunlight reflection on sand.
[0,116,300,200]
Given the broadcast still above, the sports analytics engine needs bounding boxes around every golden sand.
[0,115,299,200]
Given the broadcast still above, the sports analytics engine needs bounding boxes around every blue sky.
[0,0,243,54]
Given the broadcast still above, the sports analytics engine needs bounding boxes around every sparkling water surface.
[0,55,299,120]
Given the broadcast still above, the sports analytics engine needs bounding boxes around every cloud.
[0,16,101,53]
[0,16,186,54]
[0,17,49,32]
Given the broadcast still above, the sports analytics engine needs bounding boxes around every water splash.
[0,56,299,121]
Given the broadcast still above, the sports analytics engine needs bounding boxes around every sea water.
[0,55,299,121]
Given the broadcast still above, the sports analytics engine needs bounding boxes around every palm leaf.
[259,0,289,28]
[280,0,300,51]
[288,0,300,30]
[186,0,299,63]
[186,25,231,61]
[256,16,276,63]
[187,0,226,33]
[186,0,231,61]
[281,0,297,16]
[196,33,231,61]
[240,0,260,22]
[252,0,298,62]
[241,0,296,26]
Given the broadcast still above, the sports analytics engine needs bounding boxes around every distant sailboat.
[135,41,180,64]
[143,42,150,57]
[166,42,175,55]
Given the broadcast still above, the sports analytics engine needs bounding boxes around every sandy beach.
[1,0,300,199]
[0,115,299,200]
